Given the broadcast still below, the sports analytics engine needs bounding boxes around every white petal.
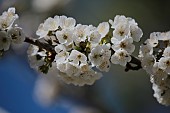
[36,23,48,38]
[97,22,109,38]
[111,49,131,66]
[43,17,59,31]
[130,25,142,41]
[88,30,101,44]
[54,44,66,53]
[163,47,170,57]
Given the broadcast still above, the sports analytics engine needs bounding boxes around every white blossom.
[112,23,130,40]
[146,35,158,47]
[109,15,137,29]
[158,57,170,74]
[88,30,101,44]
[97,22,109,38]
[152,84,164,105]
[152,63,167,80]
[73,24,90,43]
[57,63,99,86]
[43,17,59,31]
[55,51,69,64]
[27,45,46,69]
[89,44,111,67]
[109,15,128,29]
[111,49,131,66]
[152,83,170,106]
[7,27,25,44]
[128,17,138,26]
[139,43,153,57]
[56,29,74,46]
[0,31,11,51]
[140,30,170,106]
[160,32,170,41]
[141,54,155,74]
[130,25,143,42]
[96,59,111,72]
[59,15,76,29]
[150,63,167,85]
[54,44,69,63]
[58,72,81,86]
[161,31,170,41]
[78,70,102,86]
[68,50,87,65]
[80,63,91,73]
[110,15,142,42]
[58,69,102,86]
[111,36,135,53]
[101,44,111,60]
[65,62,81,76]
[150,31,170,41]
[57,72,76,85]
[0,7,18,30]
[36,23,49,38]
[88,46,103,66]
[87,25,97,32]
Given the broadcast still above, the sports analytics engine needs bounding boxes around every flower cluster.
[28,15,109,86]
[109,15,143,66]
[139,31,170,105]
[0,7,25,56]
[27,15,143,86]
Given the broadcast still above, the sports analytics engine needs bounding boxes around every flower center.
[77,54,82,59]
[2,22,7,28]
[166,60,170,66]
[119,52,125,57]
[120,42,126,48]
[63,34,68,40]
[93,54,102,59]
[119,31,124,36]
[11,33,17,39]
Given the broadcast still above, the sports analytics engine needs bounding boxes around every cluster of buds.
[139,31,170,105]
[0,7,25,56]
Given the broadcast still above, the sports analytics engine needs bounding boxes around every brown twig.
[125,55,142,72]
[24,37,55,52]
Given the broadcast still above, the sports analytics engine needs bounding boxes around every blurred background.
[0,0,170,113]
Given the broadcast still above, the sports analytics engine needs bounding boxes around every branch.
[125,56,142,72]
[24,37,55,53]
